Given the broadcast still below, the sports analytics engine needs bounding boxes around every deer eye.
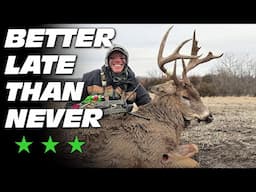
[182,96,190,100]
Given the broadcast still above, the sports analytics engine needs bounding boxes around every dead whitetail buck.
[61,26,223,168]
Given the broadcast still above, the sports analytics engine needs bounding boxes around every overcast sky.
[46,24,256,78]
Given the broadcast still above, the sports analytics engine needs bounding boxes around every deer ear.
[166,86,176,95]
[161,150,199,168]
[150,84,166,94]
[174,144,199,158]
[150,81,177,95]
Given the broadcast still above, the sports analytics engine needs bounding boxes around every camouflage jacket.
[80,66,151,106]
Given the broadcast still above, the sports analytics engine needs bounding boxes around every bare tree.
[212,54,256,96]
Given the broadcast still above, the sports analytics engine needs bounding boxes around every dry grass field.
[181,97,256,168]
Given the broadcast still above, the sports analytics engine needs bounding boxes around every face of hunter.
[109,51,126,73]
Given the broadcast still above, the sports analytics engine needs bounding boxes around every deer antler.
[185,31,224,73]
[158,26,199,77]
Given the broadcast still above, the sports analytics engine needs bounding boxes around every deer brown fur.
[60,26,223,168]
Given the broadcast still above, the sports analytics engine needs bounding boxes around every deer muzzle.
[198,113,214,123]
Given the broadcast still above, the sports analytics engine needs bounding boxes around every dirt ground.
[180,97,256,168]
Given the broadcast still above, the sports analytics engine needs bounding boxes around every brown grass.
[181,96,256,168]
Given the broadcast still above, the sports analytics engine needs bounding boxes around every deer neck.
[138,94,186,128]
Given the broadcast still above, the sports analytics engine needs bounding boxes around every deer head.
[151,26,223,125]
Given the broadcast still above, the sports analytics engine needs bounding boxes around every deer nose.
[206,113,214,123]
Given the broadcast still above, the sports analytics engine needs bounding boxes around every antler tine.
[182,58,190,83]
[173,60,180,85]
[186,52,224,72]
[186,30,224,73]
[191,30,201,56]
[158,26,199,76]
[158,26,174,76]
